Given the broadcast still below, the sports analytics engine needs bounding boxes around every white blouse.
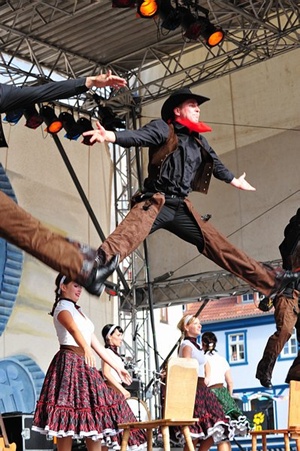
[53,299,94,346]
[179,339,207,377]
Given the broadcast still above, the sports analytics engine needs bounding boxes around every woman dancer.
[177,314,233,451]
[101,324,131,399]
[202,331,251,450]
[32,274,146,451]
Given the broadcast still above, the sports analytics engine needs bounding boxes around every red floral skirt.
[32,349,146,449]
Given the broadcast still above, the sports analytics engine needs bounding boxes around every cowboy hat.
[161,88,210,122]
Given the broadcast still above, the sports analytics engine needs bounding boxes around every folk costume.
[178,338,232,443]
[204,349,251,436]
[32,299,146,449]
[97,88,297,298]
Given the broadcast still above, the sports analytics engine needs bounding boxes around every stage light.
[180,10,225,45]
[180,8,202,40]
[137,0,159,19]
[112,0,135,6]
[159,0,181,31]
[97,106,125,131]
[24,105,43,129]
[77,117,94,146]
[200,20,225,47]
[3,109,24,125]
[59,112,82,140]
[40,105,63,134]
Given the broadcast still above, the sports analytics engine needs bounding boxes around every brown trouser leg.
[185,199,278,296]
[256,292,299,379]
[100,193,166,262]
[0,190,85,280]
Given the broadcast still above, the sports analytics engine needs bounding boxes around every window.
[242,293,254,303]
[226,330,247,364]
[280,328,298,359]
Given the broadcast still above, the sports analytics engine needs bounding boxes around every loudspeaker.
[2,413,53,450]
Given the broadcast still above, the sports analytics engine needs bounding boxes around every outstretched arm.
[0,70,127,114]
[230,172,256,191]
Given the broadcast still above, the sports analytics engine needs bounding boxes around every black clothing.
[115,119,234,198]
[279,208,300,270]
[150,199,205,252]
[0,77,87,113]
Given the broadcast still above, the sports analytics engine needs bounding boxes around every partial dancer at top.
[0,70,126,295]
[83,87,300,297]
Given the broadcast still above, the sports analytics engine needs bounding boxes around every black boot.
[256,353,276,388]
[84,254,120,296]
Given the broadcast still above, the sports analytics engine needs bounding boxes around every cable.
[160,189,300,277]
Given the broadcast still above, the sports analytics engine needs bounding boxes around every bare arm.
[57,310,96,367]
[102,359,131,399]
[224,369,234,396]
[91,334,132,386]
[204,360,211,386]
[230,172,256,191]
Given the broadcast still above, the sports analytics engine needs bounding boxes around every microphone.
[133,325,138,341]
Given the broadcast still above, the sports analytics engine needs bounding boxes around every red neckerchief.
[174,117,212,133]
[185,336,201,350]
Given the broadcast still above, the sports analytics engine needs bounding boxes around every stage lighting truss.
[118,0,225,47]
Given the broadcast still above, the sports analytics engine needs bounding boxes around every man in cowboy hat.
[83,87,300,297]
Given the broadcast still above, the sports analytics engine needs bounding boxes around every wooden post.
[289,380,300,447]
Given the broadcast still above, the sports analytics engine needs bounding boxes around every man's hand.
[86,70,127,89]
[230,172,256,191]
[82,120,116,144]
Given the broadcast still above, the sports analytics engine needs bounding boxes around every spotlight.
[104,281,119,296]
[181,10,225,46]
[159,0,181,31]
[112,0,135,6]
[200,20,225,47]
[3,109,24,125]
[180,8,202,40]
[59,112,82,141]
[77,117,94,146]
[137,0,159,19]
[40,105,63,134]
[24,105,43,129]
[97,106,125,131]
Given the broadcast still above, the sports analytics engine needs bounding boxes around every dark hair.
[202,331,217,354]
[101,324,123,347]
[49,274,72,316]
